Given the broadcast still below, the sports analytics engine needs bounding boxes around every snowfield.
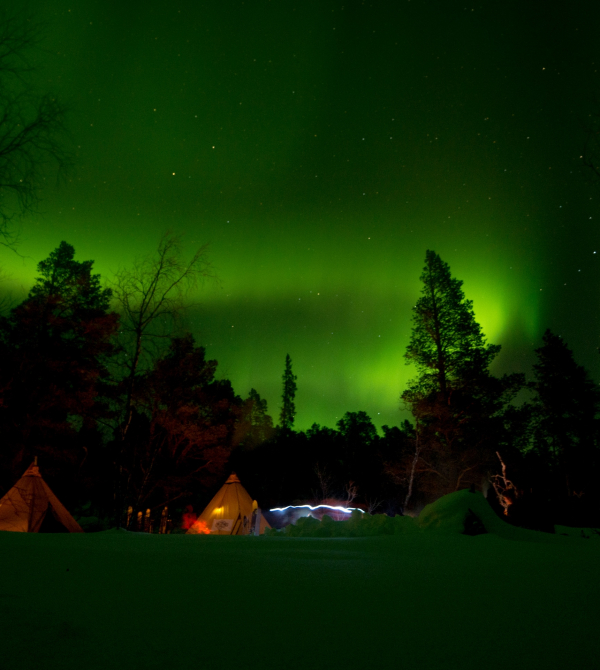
[1,491,598,670]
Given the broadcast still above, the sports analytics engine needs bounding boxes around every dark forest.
[1,240,597,533]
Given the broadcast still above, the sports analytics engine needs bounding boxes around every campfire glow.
[188,519,210,534]
[181,505,198,530]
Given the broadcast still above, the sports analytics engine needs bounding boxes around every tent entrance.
[39,505,70,533]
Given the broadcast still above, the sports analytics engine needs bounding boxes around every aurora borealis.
[3,0,600,430]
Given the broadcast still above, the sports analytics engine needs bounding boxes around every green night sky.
[4,0,600,431]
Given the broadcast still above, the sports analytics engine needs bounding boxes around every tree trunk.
[403,422,421,512]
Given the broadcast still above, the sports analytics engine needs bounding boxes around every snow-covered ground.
[2,491,598,670]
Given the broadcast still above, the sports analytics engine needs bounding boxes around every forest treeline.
[0,240,598,532]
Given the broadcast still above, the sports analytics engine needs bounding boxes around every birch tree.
[109,231,213,524]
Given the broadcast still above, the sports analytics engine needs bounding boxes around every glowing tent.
[0,460,83,533]
[187,472,270,535]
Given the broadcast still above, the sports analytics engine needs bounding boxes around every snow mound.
[555,525,600,540]
[265,491,506,539]
[265,509,419,537]
[417,489,569,543]
[418,488,503,534]
[265,490,595,542]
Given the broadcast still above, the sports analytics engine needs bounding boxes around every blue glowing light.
[269,504,365,514]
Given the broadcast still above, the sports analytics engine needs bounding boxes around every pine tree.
[0,241,119,488]
[236,389,274,449]
[123,333,238,521]
[401,250,522,496]
[529,329,599,500]
[336,411,380,503]
[279,354,297,430]
[403,250,500,403]
[29,241,112,313]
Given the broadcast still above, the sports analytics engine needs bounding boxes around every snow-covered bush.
[264,510,419,538]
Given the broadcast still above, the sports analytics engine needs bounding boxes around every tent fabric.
[187,472,271,535]
[0,462,83,533]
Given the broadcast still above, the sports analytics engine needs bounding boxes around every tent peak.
[187,472,270,535]
[0,462,83,533]
[23,462,41,478]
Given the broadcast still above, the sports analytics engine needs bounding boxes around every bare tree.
[110,231,213,439]
[489,451,519,517]
[312,463,333,503]
[344,480,358,507]
[384,418,422,513]
[0,10,72,246]
[403,421,421,512]
[365,498,383,514]
[109,231,213,524]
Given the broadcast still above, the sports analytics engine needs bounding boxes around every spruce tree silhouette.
[401,250,522,496]
[279,354,297,431]
[530,329,599,505]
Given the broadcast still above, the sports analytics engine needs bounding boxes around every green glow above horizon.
[1,0,598,432]
[0,198,575,432]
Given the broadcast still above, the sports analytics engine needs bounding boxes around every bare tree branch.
[403,420,421,511]
[312,463,333,503]
[365,498,383,514]
[0,10,73,247]
[110,230,214,440]
[108,231,214,527]
[489,451,519,516]
[344,480,358,506]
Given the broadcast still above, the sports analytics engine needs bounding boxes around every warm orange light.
[181,505,197,530]
[188,519,210,535]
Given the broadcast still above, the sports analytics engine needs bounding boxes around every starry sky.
[4,0,600,431]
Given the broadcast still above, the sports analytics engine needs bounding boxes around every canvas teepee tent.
[187,472,270,535]
[0,460,83,533]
